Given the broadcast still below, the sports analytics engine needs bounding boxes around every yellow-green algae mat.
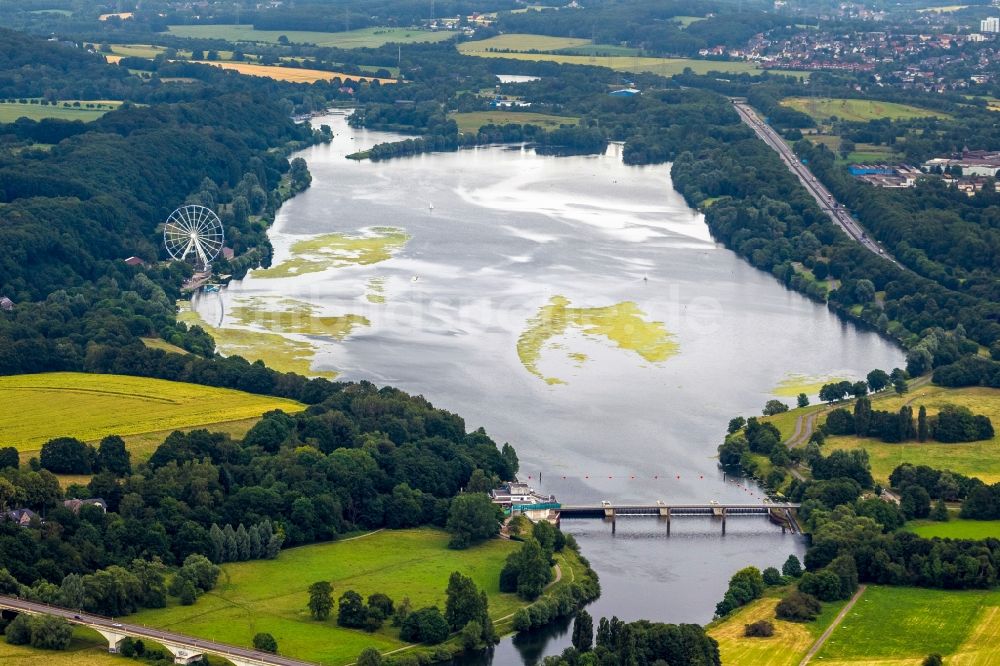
[518,296,679,385]
[255,227,410,278]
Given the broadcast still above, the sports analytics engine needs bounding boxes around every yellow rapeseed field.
[195,60,396,84]
[0,372,303,454]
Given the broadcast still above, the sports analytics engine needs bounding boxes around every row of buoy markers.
[522,474,766,499]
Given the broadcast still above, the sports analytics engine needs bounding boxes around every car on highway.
[112,622,123,628]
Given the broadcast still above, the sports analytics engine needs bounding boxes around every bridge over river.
[536,502,801,535]
[0,596,315,665]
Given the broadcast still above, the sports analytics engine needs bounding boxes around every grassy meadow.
[458,45,796,77]
[0,372,303,457]
[194,60,395,84]
[781,97,946,123]
[458,33,591,52]
[168,25,456,48]
[815,586,1000,664]
[129,528,523,664]
[0,627,131,666]
[0,100,121,123]
[824,385,1000,483]
[905,519,1000,540]
[708,591,848,666]
[450,110,579,133]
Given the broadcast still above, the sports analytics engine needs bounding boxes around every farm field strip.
[450,111,579,133]
[168,25,457,48]
[457,48,807,77]
[0,372,303,452]
[194,60,396,84]
[780,97,946,122]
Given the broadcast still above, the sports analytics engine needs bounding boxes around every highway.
[732,101,899,266]
[0,596,317,666]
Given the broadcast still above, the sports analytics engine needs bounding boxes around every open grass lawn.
[0,372,303,457]
[457,42,805,78]
[781,97,946,123]
[0,101,120,123]
[825,385,1000,483]
[107,43,168,58]
[458,33,592,53]
[815,586,1000,664]
[129,529,523,665]
[195,60,395,84]
[450,111,578,133]
[905,519,1000,540]
[168,25,456,48]
[708,590,847,666]
[762,403,828,442]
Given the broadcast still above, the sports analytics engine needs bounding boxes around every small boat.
[428,202,434,211]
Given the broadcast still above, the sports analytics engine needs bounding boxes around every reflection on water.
[191,112,905,665]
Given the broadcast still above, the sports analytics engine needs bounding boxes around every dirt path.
[798,584,867,666]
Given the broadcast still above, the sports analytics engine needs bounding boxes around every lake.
[189,111,903,662]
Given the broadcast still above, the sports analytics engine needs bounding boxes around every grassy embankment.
[449,111,579,133]
[814,586,1000,664]
[707,589,848,666]
[128,528,559,664]
[458,34,810,78]
[0,372,303,462]
[0,100,122,123]
[167,25,458,48]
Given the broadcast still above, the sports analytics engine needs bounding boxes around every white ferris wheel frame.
[163,205,225,269]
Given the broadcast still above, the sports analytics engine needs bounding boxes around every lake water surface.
[190,112,903,662]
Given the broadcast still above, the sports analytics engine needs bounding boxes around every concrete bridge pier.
[722,507,727,535]
[604,506,616,534]
[163,644,205,664]
[94,629,129,654]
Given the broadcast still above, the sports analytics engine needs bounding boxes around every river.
[189,111,903,663]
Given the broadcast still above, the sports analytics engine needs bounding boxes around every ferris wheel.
[163,205,224,270]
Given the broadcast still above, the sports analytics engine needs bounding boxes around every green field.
[167,25,457,48]
[129,529,524,664]
[459,33,591,52]
[0,101,120,123]
[0,372,303,457]
[781,97,946,123]
[707,591,847,666]
[450,111,579,133]
[815,586,1000,664]
[458,45,807,78]
[905,519,1000,540]
[825,385,1000,483]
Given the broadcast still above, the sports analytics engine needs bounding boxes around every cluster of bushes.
[718,417,796,488]
[3,613,73,650]
[539,614,721,666]
[337,590,397,632]
[500,520,565,600]
[167,555,221,606]
[38,435,131,475]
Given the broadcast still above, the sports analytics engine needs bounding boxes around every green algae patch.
[773,373,848,397]
[178,301,338,378]
[366,276,386,303]
[255,227,410,278]
[228,298,369,338]
[517,296,678,384]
